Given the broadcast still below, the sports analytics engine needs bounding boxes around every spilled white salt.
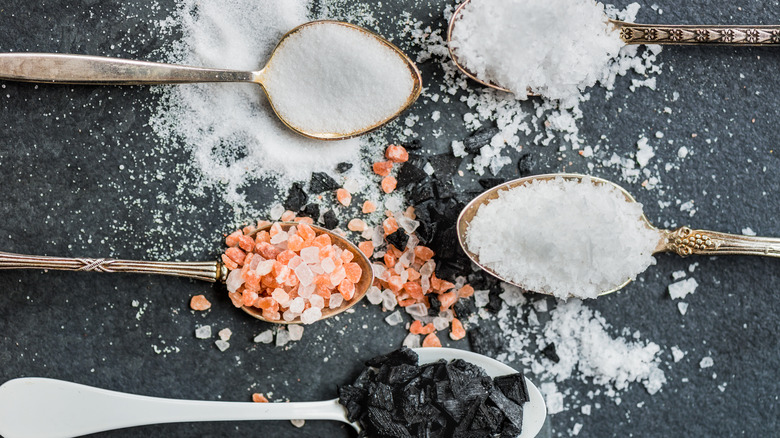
[263,22,415,136]
[253,329,274,344]
[466,177,659,299]
[668,278,698,300]
[449,0,624,103]
[150,0,363,210]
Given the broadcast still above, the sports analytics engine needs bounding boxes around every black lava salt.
[338,348,529,438]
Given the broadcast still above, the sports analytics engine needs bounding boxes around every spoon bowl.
[0,20,422,140]
[458,173,780,296]
[0,348,546,438]
[0,221,374,325]
[240,222,375,324]
[447,0,780,94]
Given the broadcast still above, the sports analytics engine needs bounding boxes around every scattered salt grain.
[288,324,304,341]
[263,22,415,136]
[466,177,659,299]
[677,302,689,315]
[668,278,698,300]
[254,330,274,344]
[699,356,714,369]
[215,340,230,352]
[474,290,490,308]
[301,307,322,324]
[290,419,305,428]
[195,325,212,339]
[742,227,757,236]
[385,311,404,326]
[218,328,232,341]
[449,0,624,103]
[276,329,291,347]
[636,137,655,168]
[366,286,384,305]
[403,333,421,349]
[671,346,685,363]
[329,293,344,309]
[671,270,687,280]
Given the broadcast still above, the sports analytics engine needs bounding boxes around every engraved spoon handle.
[660,227,780,257]
[0,53,256,85]
[612,20,780,45]
[0,250,225,282]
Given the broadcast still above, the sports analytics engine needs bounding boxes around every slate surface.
[0,0,778,437]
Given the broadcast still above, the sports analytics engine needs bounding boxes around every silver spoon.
[447,0,780,93]
[0,222,374,324]
[457,173,780,296]
[0,348,546,438]
[0,20,422,140]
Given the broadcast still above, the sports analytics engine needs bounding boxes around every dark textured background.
[0,0,778,437]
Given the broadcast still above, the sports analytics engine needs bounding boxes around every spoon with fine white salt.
[0,348,546,438]
[458,174,780,299]
[0,20,422,140]
[447,0,780,94]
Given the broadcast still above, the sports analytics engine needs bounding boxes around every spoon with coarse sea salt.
[0,20,422,140]
[447,0,780,93]
[0,348,547,438]
[0,222,373,325]
[458,173,780,298]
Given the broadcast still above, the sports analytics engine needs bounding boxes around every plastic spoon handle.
[0,378,353,438]
[0,53,256,85]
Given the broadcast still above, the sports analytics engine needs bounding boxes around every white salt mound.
[151,0,362,209]
[466,177,659,299]
[263,22,415,136]
[449,0,624,103]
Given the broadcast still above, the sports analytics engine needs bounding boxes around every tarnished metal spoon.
[0,348,546,438]
[447,0,780,93]
[0,222,373,324]
[458,173,780,296]
[0,20,422,140]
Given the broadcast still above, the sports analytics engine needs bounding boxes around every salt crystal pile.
[466,177,660,299]
[222,221,364,324]
[449,0,624,104]
[263,22,416,135]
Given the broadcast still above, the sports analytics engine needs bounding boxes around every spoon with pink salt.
[0,222,374,325]
[0,348,546,438]
[0,20,422,140]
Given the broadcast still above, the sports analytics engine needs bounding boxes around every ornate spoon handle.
[0,251,226,282]
[660,227,780,257]
[612,21,780,45]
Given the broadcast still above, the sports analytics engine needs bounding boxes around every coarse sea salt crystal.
[321,257,336,273]
[366,286,383,304]
[218,328,232,341]
[301,247,320,264]
[300,307,322,325]
[385,311,403,326]
[671,346,685,362]
[288,324,304,341]
[432,316,449,331]
[254,330,274,344]
[269,204,286,220]
[309,294,325,309]
[403,333,421,349]
[215,340,230,351]
[699,356,714,369]
[405,303,428,319]
[289,297,306,314]
[226,268,245,293]
[465,177,659,299]
[276,329,291,347]
[677,302,689,315]
[195,325,212,339]
[668,278,698,300]
[262,22,415,136]
[294,263,315,286]
[382,289,398,311]
[329,293,344,309]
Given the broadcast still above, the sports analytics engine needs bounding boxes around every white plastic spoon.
[0,348,546,438]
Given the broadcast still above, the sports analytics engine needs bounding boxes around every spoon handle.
[0,250,225,282]
[0,53,256,85]
[0,378,350,438]
[661,227,780,257]
[612,20,780,45]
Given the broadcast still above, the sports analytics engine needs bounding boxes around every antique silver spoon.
[0,222,373,324]
[0,20,422,140]
[457,173,780,296]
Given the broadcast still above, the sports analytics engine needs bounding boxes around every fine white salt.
[466,177,659,299]
[263,22,415,136]
[449,0,624,103]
